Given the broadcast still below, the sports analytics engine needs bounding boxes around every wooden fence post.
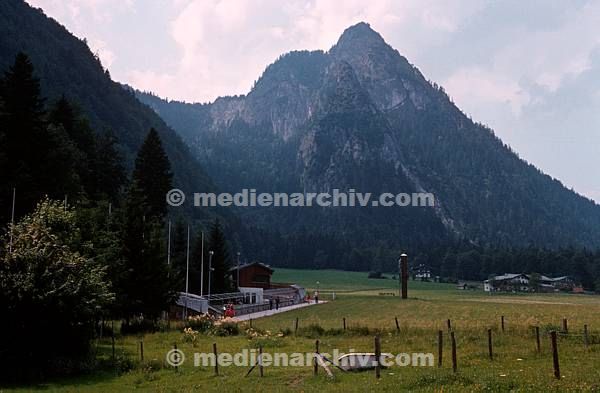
[395,317,400,332]
[447,319,452,332]
[501,316,505,332]
[213,342,219,376]
[249,319,253,328]
[550,331,560,380]
[295,317,299,334]
[173,343,179,371]
[562,318,568,334]
[400,254,408,299]
[111,321,115,362]
[438,330,443,368]
[375,336,381,379]
[451,331,457,373]
[314,340,319,376]
[139,340,144,362]
[535,326,541,354]
[584,324,589,349]
[488,328,493,360]
[343,317,346,330]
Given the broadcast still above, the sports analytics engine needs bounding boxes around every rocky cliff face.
[137,22,600,250]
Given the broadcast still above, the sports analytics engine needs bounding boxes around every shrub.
[211,322,240,336]
[186,314,214,332]
[0,199,113,381]
[183,327,200,346]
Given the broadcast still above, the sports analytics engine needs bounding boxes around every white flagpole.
[185,225,190,294]
[183,225,190,320]
[200,231,204,297]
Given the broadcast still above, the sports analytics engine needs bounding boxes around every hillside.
[0,0,220,223]
[136,23,600,257]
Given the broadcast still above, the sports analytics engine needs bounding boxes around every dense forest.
[0,53,234,380]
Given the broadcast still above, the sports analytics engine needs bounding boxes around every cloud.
[444,67,530,116]
[88,38,115,68]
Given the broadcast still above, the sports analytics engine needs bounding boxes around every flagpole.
[200,231,204,297]
[184,225,190,320]
[185,225,190,294]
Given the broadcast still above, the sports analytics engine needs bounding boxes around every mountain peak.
[332,22,386,51]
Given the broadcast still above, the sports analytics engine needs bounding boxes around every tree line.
[0,53,234,380]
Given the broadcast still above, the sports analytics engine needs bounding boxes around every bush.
[186,314,214,332]
[211,322,240,336]
[0,199,113,381]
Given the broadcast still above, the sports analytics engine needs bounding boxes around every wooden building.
[229,261,274,289]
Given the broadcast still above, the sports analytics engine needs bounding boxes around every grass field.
[6,269,600,392]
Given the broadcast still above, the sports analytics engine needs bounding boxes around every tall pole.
[401,253,408,299]
[398,258,401,297]
[9,187,15,254]
[200,231,205,297]
[184,225,190,319]
[236,252,241,289]
[167,220,172,266]
[208,251,214,297]
[185,225,190,294]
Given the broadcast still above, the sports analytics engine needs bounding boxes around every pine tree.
[116,130,176,320]
[170,218,187,291]
[207,219,232,294]
[0,52,47,221]
[92,130,126,201]
[131,128,172,220]
[119,183,177,320]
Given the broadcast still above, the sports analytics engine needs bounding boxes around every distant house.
[484,273,577,292]
[484,273,530,292]
[539,275,575,291]
[410,264,432,280]
[229,261,274,290]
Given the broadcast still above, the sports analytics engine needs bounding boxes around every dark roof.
[229,261,274,273]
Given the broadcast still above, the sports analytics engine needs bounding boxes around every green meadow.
[7,269,600,392]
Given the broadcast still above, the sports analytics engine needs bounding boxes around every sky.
[25,0,600,202]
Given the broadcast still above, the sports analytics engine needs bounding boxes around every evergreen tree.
[0,52,47,221]
[170,218,188,291]
[115,129,176,320]
[131,128,172,220]
[119,183,177,320]
[92,130,126,201]
[207,219,232,294]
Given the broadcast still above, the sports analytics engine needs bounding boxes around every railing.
[233,298,297,316]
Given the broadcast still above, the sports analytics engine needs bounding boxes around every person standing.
[314,291,319,304]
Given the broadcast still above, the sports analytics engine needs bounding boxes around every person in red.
[224,303,235,318]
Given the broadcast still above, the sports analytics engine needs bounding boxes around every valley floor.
[6,270,600,392]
